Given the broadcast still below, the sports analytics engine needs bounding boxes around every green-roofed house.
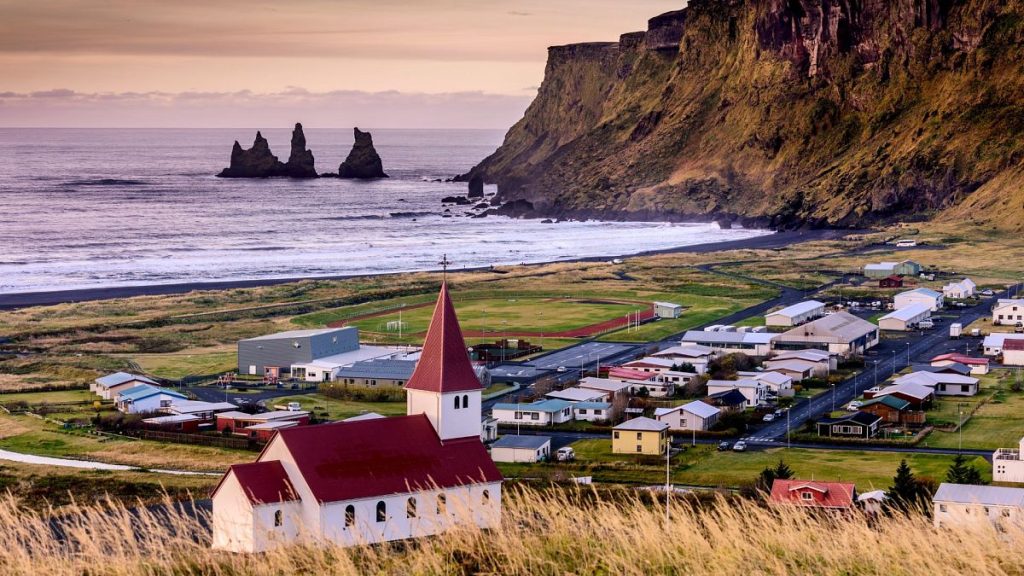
[858,395,923,426]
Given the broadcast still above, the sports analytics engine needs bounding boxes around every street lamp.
[665,436,671,524]
[873,360,879,387]
[958,403,965,453]
[831,382,836,412]
[786,408,791,449]
[906,343,911,367]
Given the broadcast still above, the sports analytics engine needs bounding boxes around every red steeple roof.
[405,282,482,393]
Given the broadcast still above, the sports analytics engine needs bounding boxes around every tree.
[946,454,987,485]
[773,459,794,480]
[754,459,794,495]
[674,362,697,374]
[886,459,934,513]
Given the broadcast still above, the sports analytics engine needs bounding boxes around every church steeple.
[405,280,482,441]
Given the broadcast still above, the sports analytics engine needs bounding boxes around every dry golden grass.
[3,487,1024,576]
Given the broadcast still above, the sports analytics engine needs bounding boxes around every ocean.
[0,128,769,295]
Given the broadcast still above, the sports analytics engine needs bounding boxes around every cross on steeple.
[439,253,452,281]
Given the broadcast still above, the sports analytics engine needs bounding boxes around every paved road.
[748,285,1023,444]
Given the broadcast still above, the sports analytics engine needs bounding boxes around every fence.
[126,429,259,450]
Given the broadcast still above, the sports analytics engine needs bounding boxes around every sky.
[0,0,683,128]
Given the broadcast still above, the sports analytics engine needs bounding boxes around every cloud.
[0,88,534,129]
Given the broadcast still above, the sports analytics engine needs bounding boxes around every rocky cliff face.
[218,124,317,178]
[283,123,317,177]
[464,0,1024,230]
[337,128,388,179]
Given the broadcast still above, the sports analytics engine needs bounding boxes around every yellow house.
[612,417,669,455]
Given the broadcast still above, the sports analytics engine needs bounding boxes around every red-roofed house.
[930,353,990,375]
[1004,339,1024,367]
[769,479,856,512]
[212,283,503,553]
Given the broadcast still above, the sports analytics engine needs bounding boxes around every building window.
[579,409,588,415]
[274,509,283,527]
[613,431,620,439]
[454,396,461,409]
[531,413,539,421]
[800,492,813,501]
[376,501,387,522]
[636,432,643,440]
[437,494,447,515]
[344,505,355,527]
[407,497,417,518]
[514,411,523,419]
[482,489,490,504]
[462,394,469,408]
[940,504,947,513]
[636,445,642,453]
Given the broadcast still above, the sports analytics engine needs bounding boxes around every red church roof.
[405,283,483,393]
[270,414,502,503]
[214,460,298,505]
[769,479,855,510]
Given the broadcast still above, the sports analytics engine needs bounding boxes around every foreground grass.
[2,487,1023,575]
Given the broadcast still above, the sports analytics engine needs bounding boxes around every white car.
[762,414,776,422]
[846,401,862,411]
[732,441,747,452]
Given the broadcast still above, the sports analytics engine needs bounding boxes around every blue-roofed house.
[489,435,552,462]
[571,401,612,422]
[336,359,417,388]
[115,384,188,414]
[91,371,158,400]
[490,399,573,426]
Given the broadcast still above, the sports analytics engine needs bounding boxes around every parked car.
[286,402,302,411]
[556,366,567,373]
[556,447,576,462]
[982,289,995,296]
[732,441,747,452]
[717,441,732,451]
[846,401,862,411]
[762,414,776,422]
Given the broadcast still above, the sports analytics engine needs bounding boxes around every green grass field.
[128,345,237,379]
[924,374,1024,449]
[0,389,97,406]
[497,439,984,489]
[271,393,408,420]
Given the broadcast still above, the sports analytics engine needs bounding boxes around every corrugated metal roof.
[546,387,606,402]
[336,359,417,380]
[492,399,572,413]
[242,327,352,341]
[899,287,942,298]
[681,400,720,418]
[880,303,932,322]
[492,435,551,449]
[779,312,877,343]
[680,331,775,344]
[934,483,1024,506]
[95,372,157,388]
[614,416,669,432]
[768,300,826,319]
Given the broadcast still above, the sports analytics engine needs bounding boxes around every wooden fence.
[126,429,258,450]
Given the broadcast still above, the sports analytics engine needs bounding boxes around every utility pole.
[958,403,965,453]
[786,408,791,449]
[665,438,671,525]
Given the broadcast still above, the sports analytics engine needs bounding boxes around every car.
[732,441,747,452]
[762,414,776,422]
[846,401,862,411]
[556,366,567,373]
[982,289,995,296]
[717,441,732,451]
[556,447,576,462]
[286,401,302,411]
[774,409,785,417]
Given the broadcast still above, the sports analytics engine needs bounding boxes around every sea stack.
[216,131,285,178]
[467,174,484,198]
[337,128,388,179]
[282,123,317,178]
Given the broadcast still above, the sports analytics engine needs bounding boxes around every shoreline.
[0,228,855,310]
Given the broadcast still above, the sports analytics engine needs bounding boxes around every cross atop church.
[439,253,452,281]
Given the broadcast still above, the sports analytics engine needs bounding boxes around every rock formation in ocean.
[282,123,317,178]
[337,128,388,179]
[467,174,484,198]
[459,0,1024,231]
[217,132,286,178]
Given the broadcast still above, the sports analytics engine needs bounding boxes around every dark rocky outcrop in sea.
[337,128,388,179]
[217,124,317,178]
[467,175,484,198]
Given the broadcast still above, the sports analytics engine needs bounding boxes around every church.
[211,282,504,552]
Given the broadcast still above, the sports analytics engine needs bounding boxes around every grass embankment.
[2,487,1022,575]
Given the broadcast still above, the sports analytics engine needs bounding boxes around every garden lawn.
[128,345,237,379]
[925,385,1024,450]
[271,394,407,420]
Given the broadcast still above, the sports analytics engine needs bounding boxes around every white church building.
[211,283,504,552]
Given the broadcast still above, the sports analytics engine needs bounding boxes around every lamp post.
[958,403,965,453]
[665,436,671,524]
[906,343,911,367]
[892,350,896,375]
[873,360,879,388]
[831,382,836,412]
[786,407,791,449]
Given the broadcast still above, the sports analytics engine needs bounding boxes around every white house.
[933,483,1024,529]
[930,353,990,376]
[544,387,607,403]
[91,372,158,400]
[654,400,720,431]
[773,312,879,356]
[942,278,976,299]
[654,370,699,388]
[765,300,826,327]
[1004,339,1024,366]
[877,303,932,331]
[769,349,835,376]
[489,435,551,463]
[679,331,775,356]
[994,299,1024,326]
[982,333,1024,356]
[577,377,634,400]
[491,400,574,427]
[894,288,943,311]
[994,436,1024,484]
[211,283,503,553]
[651,345,715,374]
[115,384,188,414]
[620,357,678,374]
[737,370,793,394]
[706,379,767,408]
[572,401,612,422]
[757,359,815,382]
[653,301,683,319]
[892,371,980,397]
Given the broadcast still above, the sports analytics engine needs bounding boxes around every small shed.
[879,275,904,288]
[654,302,683,319]
[490,435,551,463]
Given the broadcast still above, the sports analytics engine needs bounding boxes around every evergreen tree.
[755,466,776,494]
[886,459,923,512]
[947,454,987,485]
[773,459,794,480]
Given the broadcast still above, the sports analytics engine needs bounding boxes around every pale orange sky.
[0,0,683,127]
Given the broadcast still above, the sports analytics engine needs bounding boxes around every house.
[605,369,674,397]
[679,331,775,356]
[863,260,921,279]
[142,413,202,432]
[894,288,943,311]
[770,349,836,376]
[491,400,574,427]
[607,367,657,382]
[335,359,417,388]
[773,312,879,357]
[737,370,793,394]
[930,353,990,375]
[1004,339,1024,367]
[993,299,1024,326]
[878,303,932,331]
[654,400,720,432]
[653,301,682,319]
[216,410,311,441]
[933,483,1024,529]
[864,382,935,409]
[943,278,977,299]
[212,282,502,553]
[893,371,980,397]
[994,436,1024,484]
[858,395,921,425]
[922,363,973,376]
[577,377,633,400]
[621,357,678,375]
[769,479,856,512]
[612,417,669,455]
[765,300,826,327]
[858,490,888,515]
[758,359,815,382]
[879,275,904,289]
[163,400,238,420]
[706,379,767,408]
[651,345,715,373]
[705,389,749,414]
[489,435,551,463]
[91,372,158,400]
[983,333,1024,356]
[654,370,699,388]
[572,402,612,422]
[481,417,498,443]
[115,384,189,414]
[545,387,608,403]
[815,411,882,439]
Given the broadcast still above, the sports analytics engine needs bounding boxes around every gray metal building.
[237,327,359,376]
